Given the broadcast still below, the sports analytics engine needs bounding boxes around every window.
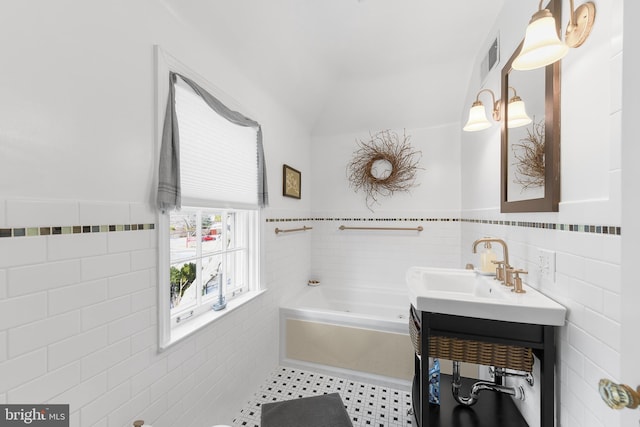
[156,54,266,349]
[169,209,255,326]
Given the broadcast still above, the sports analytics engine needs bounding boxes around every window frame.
[155,46,266,351]
[167,207,256,325]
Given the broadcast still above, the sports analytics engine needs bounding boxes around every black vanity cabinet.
[412,309,557,427]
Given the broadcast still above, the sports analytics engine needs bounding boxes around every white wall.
[309,124,462,292]
[0,1,311,426]
[621,0,640,425]
[461,1,623,426]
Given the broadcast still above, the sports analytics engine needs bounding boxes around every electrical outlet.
[537,249,556,283]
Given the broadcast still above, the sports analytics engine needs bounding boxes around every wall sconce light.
[463,89,499,132]
[513,0,596,71]
[463,88,532,132]
[506,87,533,128]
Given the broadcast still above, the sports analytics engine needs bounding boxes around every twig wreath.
[512,118,545,191]
[347,129,422,210]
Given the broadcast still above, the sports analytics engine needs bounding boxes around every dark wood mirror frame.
[501,0,561,213]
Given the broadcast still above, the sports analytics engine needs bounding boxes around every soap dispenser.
[480,242,497,273]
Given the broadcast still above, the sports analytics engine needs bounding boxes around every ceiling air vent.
[480,35,500,83]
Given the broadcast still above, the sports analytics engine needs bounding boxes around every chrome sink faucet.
[472,238,511,285]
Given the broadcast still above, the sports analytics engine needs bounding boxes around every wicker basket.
[409,309,421,354]
[408,309,534,373]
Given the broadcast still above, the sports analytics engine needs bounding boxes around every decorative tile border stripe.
[3,217,617,237]
[266,217,460,223]
[460,218,621,235]
[265,217,621,236]
[0,223,155,238]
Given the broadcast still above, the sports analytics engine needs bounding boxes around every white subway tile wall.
[82,339,132,381]
[0,194,624,427]
[82,253,132,282]
[0,293,48,330]
[107,270,151,299]
[81,297,132,332]
[108,310,151,344]
[47,233,108,262]
[6,199,79,229]
[107,348,151,389]
[0,237,47,268]
[0,349,48,393]
[49,327,109,370]
[0,199,6,228]
[107,230,154,254]
[50,371,107,412]
[462,221,622,427]
[79,202,132,226]
[0,199,306,427]
[0,331,7,363]
[49,279,108,316]
[8,260,81,297]
[130,249,156,272]
[8,311,81,358]
[9,361,82,403]
[0,270,6,299]
[309,217,462,291]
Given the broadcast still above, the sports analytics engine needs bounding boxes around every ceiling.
[161,0,505,135]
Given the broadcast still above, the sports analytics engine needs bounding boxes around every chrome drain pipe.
[451,361,525,406]
[491,366,534,386]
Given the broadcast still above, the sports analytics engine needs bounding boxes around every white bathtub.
[280,285,413,388]
[281,285,410,332]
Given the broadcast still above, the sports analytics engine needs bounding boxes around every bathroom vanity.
[406,267,566,427]
[412,310,556,427]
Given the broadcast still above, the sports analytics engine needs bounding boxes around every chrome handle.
[599,379,640,410]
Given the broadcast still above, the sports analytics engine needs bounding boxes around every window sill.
[160,289,267,352]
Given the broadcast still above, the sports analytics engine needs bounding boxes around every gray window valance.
[157,72,269,210]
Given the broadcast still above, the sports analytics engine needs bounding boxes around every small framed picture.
[283,164,301,199]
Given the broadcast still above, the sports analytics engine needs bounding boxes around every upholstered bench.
[260,393,353,427]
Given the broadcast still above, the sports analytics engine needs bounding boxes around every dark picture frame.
[283,164,301,199]
[500,0,561,213]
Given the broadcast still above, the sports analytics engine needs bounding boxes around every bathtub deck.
[233,366,414,427]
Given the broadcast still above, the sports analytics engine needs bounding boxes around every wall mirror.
[501,0,560,213]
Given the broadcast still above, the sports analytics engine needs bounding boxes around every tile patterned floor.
[233,366,414,427]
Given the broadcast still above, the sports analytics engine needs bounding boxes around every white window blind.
[174,76,259,209]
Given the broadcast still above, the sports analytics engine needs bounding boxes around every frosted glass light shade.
[507,97,532,128]
[463,103,492,132]
[513,10,569,71]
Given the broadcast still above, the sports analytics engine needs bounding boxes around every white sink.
[407,266,566,326]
